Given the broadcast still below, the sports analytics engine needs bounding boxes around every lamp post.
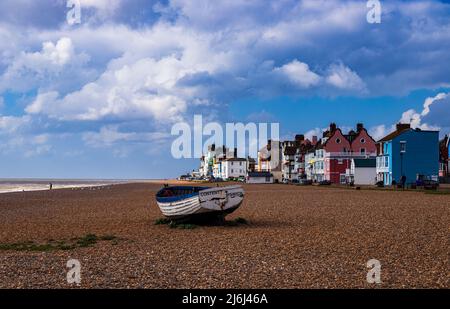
[400,141,407,188]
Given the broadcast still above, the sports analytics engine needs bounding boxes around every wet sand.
[0,182,448,288]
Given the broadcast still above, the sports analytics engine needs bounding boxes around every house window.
[360,138,366,143]
[231,169,234,173]
[400,141,406,153]
[239,162,242,166]
[336,138,341,144]
[338,159,343,164]
[385,157,389,168]
[361,148,366,155]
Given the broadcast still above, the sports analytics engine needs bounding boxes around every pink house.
[321,123,377,183]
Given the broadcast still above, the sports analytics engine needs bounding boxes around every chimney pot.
[396,123,411,131]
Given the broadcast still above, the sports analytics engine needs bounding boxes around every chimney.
[396,123,411,132]
[312,136,318,144]
[356,123,364,132]
[234,148,238,158]
[330,123,337,132]
[295,134,305,142]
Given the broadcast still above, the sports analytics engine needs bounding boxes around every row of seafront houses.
[193,122,450,186]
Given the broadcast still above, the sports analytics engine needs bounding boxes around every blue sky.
[1,0,450,179]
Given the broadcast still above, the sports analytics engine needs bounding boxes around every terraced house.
[376,124,439,186]
[438,135,449,181]
[306,123,377,184]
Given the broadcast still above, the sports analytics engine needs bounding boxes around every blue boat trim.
[155,186,210,203]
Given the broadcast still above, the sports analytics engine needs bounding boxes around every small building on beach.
[246,171,274,184]
[348,158,376,185]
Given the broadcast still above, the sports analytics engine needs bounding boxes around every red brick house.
[321,123,377,183]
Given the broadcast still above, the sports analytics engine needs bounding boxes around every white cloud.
[399,92,447,131]
[275,59,321,88]
[369,92,449,141]
[304,127,325,140]
[26,56,191,122]
[0,37,91,93]
[369,124,394,141]
[82,125,171,150]
[326,63,366,91]
[0,115,30,134]
[421,92,447,116]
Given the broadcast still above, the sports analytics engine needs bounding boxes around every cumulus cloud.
[399,92,448,131]
[326,63,366,91]
[304,127,325,140]
[1,0,450,158]
[25,56,196,122]
[368,92,450,141]
[0,37,93,93]
[275,60,321,88]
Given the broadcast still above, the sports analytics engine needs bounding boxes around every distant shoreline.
[0,179,177,194]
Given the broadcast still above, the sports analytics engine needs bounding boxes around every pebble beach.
[0,182,448,288]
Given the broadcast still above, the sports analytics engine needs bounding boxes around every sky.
[0,0,450,179]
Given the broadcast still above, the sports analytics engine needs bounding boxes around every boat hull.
[156,185,244,222]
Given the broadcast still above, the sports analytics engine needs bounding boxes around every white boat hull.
[156,185,244,220]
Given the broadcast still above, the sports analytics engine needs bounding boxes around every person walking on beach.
[49,183,53,190]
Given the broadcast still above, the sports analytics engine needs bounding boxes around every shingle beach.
[0,182,448,288]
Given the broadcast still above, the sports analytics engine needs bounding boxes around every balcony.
[324,152,377,158]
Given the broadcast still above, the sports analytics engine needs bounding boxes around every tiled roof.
[378,128,411,142]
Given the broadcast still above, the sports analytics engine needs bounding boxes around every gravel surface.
[0,182,448,288]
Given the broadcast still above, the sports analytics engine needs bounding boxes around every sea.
[0,179,130,194]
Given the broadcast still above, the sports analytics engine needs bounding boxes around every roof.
[378,127,439,143]
[353,158,376,168]
[283,146,297,156]
[248,171,273,177]
[378,128,411,142]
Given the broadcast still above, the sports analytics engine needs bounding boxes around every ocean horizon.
[0,178,169,194]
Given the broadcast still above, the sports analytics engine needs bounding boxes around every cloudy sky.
[1,0,450,179]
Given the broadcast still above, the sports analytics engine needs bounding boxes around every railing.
[324,152,377,158]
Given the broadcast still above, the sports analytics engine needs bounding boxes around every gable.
[323,129,351,152]
[351,129,377,153]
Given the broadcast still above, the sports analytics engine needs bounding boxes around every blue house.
[376,124,439,185]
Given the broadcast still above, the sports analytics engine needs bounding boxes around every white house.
[305,149,325,182]
[222,158,247,179]
[246,171,274,184]
[348,158,376,185]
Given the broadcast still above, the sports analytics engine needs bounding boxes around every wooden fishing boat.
[155,185,244,222]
